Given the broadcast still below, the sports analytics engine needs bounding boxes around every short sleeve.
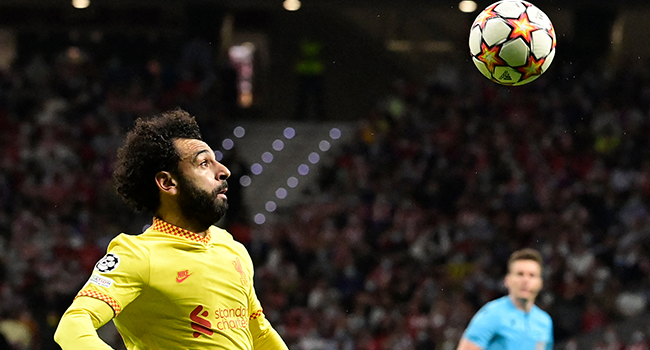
[76,234,150,317]
[462,305,499,349]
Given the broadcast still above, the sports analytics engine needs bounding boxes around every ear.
[155,171,178,195]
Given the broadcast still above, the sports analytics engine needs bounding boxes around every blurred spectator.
[627,330,650,350]
[600,326,625,350]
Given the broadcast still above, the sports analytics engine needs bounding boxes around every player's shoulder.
[483,295,512,310]
[107,232,152,255]
[209,226,246,248]
[467,297,510,328]
[532,305,553,323]
[473,296,514,319]
[210,226,244,247]
[108,232,137,245]
[209,225,234,242]
[209,226,252,261]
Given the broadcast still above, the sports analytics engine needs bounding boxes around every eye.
[200,160,209,167]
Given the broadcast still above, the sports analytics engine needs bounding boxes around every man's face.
[504,259,543,302]
[174,139,230,229]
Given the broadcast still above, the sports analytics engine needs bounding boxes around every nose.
[216,162,231,181]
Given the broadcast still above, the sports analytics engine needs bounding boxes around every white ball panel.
[526,5,552,30]
[541,48,555,71]
[531,30,552,59]
[469,26,483,56]
[494,1,526,19]
[483,18,512,47]
[472,57,493,79]
[499,38,529,67]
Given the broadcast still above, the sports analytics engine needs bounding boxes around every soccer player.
[54,109,288,349]
[456,248,553,350]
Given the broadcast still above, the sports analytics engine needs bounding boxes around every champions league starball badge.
[95,253,120,273]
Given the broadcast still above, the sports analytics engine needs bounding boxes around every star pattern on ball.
[477,42,506,73]
[507,13,538,43]
[549,25,557,47]
[517,55,545,81]
[473,4,498,30]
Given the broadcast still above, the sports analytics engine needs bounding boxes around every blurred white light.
[262,152,274,163]
[273,139,285,151]
[276,188,288,199]
[215,150,224,161]
[251,163,263,175]
[222,138,234,150]
[308,152,320,164]
[265,201,277,212]
[233,126,245,138]
[319,140,331,152]
[284,127,296,139]
[240,175,252,187]
[287,177,299,188]
[72,0,90,9]
[298,164,310,175]
[459,0,477,13]
[230,44,254,59]
[283,0,301,11]
[254,213,266,225]
[329,128,342,139]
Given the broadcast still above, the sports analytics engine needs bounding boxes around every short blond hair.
[507,248,543,274]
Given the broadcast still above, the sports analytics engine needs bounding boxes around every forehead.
[509,259,542,273]
[173,138,212,159]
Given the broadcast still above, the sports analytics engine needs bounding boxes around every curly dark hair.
[113,108,203,213]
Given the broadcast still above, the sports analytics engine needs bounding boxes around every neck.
[510,295,534,312]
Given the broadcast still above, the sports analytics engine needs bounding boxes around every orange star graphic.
[548,25,557,47]
[507,13,538,43]
[473,5,498,29]
[517,55,545,81]
[477,42,506,73]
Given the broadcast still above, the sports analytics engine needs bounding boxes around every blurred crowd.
[1,29,650,350]
[255,58,650,350]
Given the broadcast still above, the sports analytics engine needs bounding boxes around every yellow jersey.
[75,218,284,349]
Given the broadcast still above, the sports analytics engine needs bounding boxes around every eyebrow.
[190,149,213,163]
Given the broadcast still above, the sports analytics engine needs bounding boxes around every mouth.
[216,185,228,200]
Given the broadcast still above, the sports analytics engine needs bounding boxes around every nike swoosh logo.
[176,274,192,283]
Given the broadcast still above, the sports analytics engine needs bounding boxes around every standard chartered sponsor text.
[214,307,248,330]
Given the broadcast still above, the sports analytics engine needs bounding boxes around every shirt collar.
[150,217,212,245]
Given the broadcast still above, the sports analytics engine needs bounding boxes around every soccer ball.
[469,0,556,86]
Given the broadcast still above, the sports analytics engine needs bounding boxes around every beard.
[176,175,229,231]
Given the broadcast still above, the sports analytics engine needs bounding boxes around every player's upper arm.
[78,234,150,315]
[461,304,499,349]
[457,338,484,350]
[54,296,116,349]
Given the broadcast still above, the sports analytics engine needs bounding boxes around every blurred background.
[2,0,650,349]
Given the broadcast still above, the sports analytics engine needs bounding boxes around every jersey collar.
[151,217,212,245]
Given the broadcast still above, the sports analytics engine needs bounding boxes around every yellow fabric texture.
[55,218,288,350]
[54,296,115,349]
